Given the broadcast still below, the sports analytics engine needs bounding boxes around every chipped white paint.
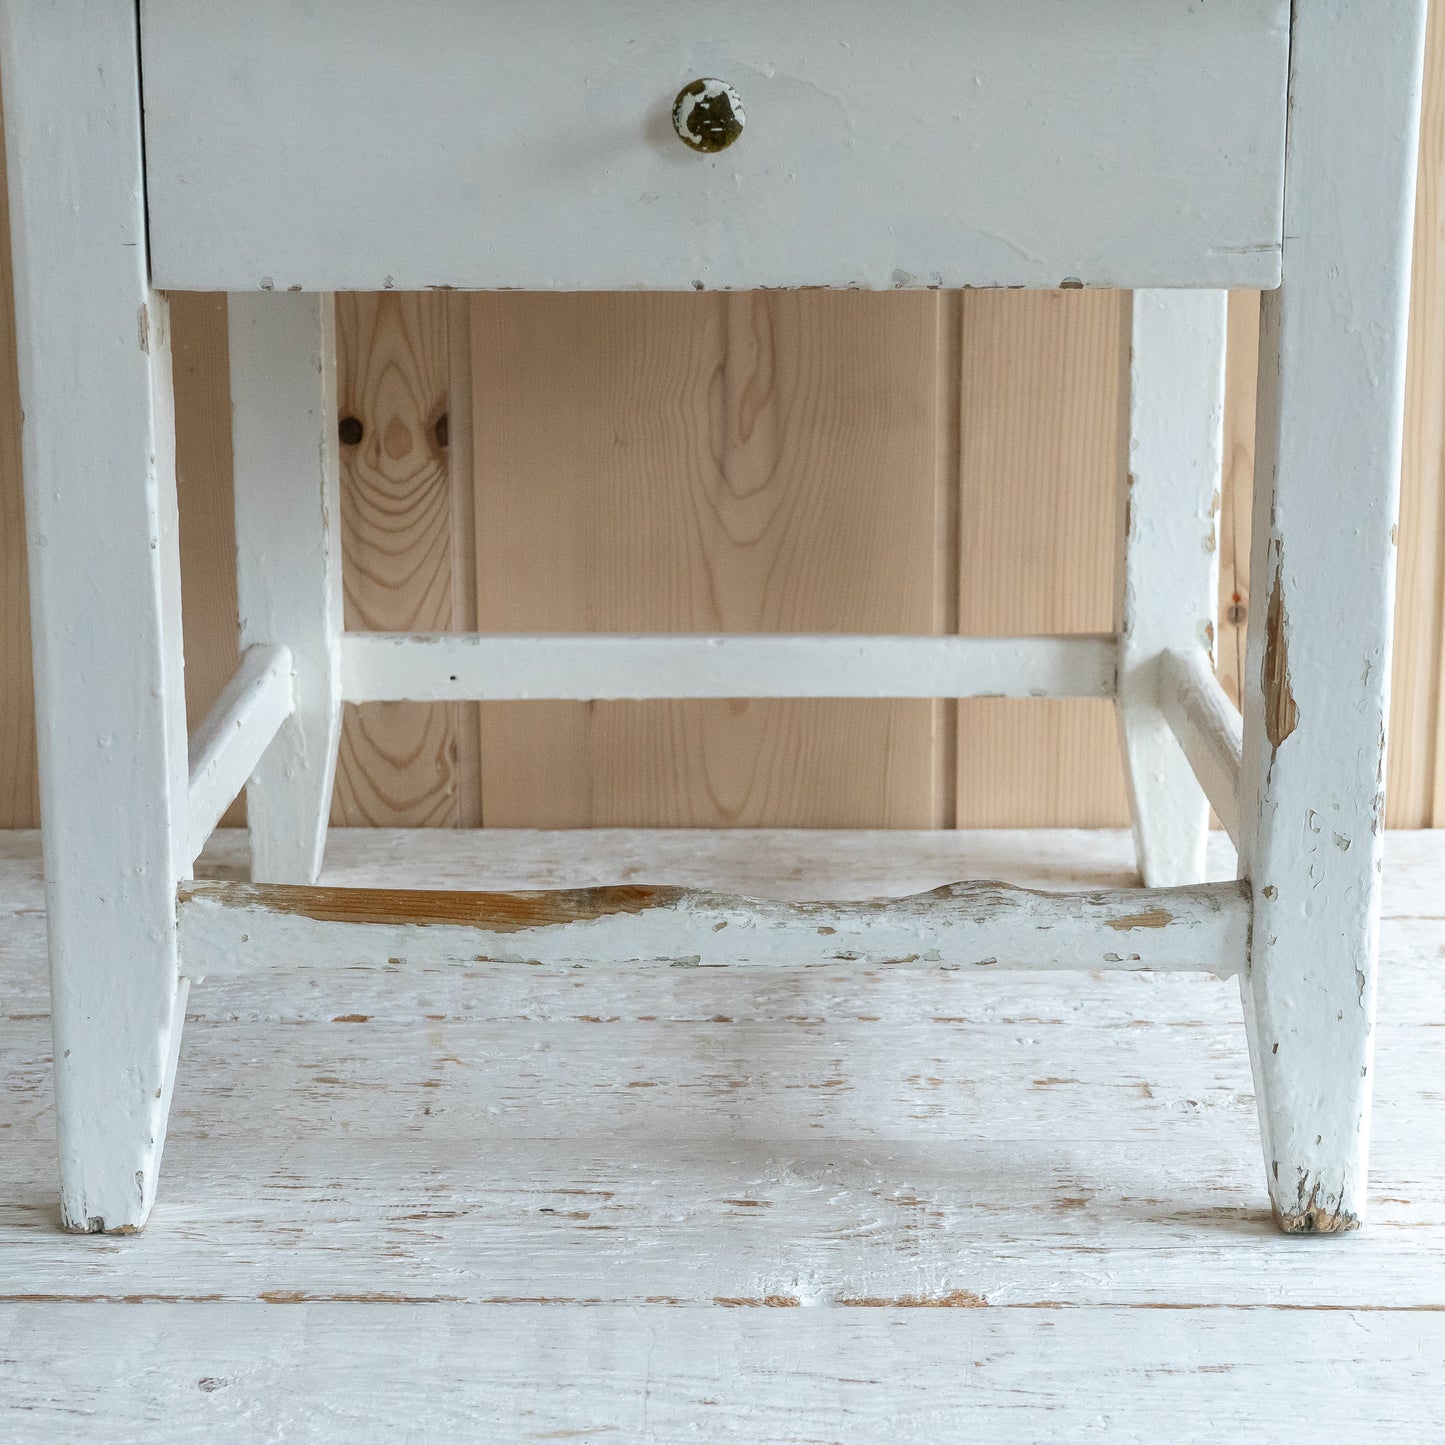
[4,828,1445,1280]
[1116,291,1226,887]
[176,876,1248,981]
[0,0,191,1235]
[1161,648,1243,845]
[3,1305,1443,1443]
[671,76,745,153]
[1238,0,1430,1234]
[3,0,1424,1241]
[185,644,294,863]
[138,0,1290,291]
[9,824,1445,1012]
[3,831,1445,1441]
[340,632,1118,703]
[229,292,343,885]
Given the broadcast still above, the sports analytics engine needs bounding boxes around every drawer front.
[141,0,1289,293]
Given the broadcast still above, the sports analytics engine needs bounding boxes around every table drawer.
[140,0,1290,293]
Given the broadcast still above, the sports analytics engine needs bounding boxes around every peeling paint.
[1106,908,1172,931]
[673,78,745,154]
[185,882,678,932]
[1274,1174,1360,1236]
[179,877,1248,976]
[839,1290,988,1308]
[1263,561,1299,754]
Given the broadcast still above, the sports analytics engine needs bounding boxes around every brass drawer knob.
[673,78,745,153]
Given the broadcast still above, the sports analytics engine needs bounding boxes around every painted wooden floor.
[2,829,1444,1442]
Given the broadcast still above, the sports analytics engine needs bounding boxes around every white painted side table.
[1,1,1428,1236]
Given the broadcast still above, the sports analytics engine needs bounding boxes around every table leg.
[1116,290,1226,886]
[229,292,344,885]
[1239,0,1429,1233]
[1,1,190,1231]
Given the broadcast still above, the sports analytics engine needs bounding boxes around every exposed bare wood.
[956,290,1132,828]
[171,293,244,829]
[1,830,1445,1377]
[2,0,1437,1283]
[1403,0,1445,826]
[333,292,470,828]
[443,293,482,827]
[1218,292,1260,718]
[470,290,947,829]
[19,820,1445,1004]
[6,22,1445,829]
[0,97,34,829]
[1238,0,1430,1233]
[177,872,1248,980]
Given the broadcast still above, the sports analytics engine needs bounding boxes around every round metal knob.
[672,78,745,154]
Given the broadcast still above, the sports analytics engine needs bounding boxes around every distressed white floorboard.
[2,830,1443,1439]
[3,1304,1443,1445]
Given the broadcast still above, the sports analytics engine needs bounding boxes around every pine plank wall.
[2,15,1445,831]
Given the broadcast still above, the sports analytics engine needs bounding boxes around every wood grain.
[1234,0,1428,1237]
[332,294,478,827]
[1218,291,1259,713]
[171,294,243,827]
[5,829,1445,1352]
[0,100,34,828]
[6,8,1445,830]
[177,870,1249,979]
[955,290,1132,828]
[5,1303,1441,1445]
[1399,0,1445,825]
[470,291,948,828]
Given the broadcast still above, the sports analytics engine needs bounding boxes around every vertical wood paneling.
[444,294,484,817]
[171,294,243,827]
[1398,0,1445,826]
[469,291,947,828]
[954,291,1132,827]
[1218,293,1260,713]
[332,294,479,826]
[0,101,34,827]
[6,16,1445,831]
